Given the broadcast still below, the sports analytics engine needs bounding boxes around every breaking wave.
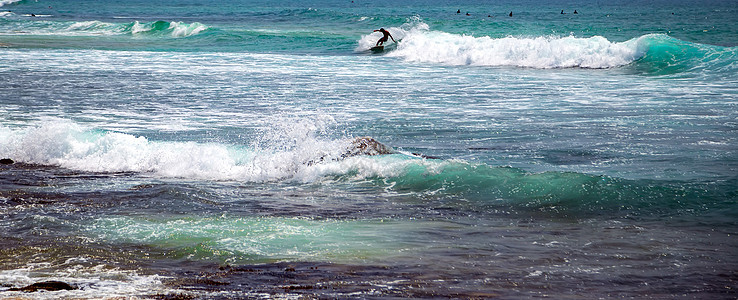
[357,21,738,75]
[0,18,210,37]
[0,0,22,8]
[0,119,726,215]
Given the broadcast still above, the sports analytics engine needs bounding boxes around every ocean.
[1,0,737,298]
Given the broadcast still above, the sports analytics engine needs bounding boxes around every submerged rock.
[341,137,395,158]
[306,137,437,166]
[0,158,14,165]
[8,281,77,292]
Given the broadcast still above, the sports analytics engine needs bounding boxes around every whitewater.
[1,0,737,298]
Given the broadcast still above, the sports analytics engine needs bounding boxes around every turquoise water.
[1,0,737,298]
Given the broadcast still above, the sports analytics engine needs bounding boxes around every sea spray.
[2,0,737,298]
[354,19,425,51]
[0,118,403,182]
[0,119,725,218]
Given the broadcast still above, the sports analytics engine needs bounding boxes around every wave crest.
[0,0,22,8]
[376,22,643,69]
[0,18,209,38]
[130,20,209,37]
[629,34,738,76]
[0,119,722,214]
[358,22,737,75]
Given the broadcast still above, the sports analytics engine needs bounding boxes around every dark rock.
[306,137,439,166]
[0,158,14,165]
[411,152,441,159]
[8,281,77,292]
[342,137,395,158]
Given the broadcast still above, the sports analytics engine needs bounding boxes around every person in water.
[374,28,396,46]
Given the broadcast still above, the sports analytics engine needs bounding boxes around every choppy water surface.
[1,0,737,298]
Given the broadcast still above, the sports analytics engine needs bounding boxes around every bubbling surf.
[383,24,644,68]
[2,0,737,298]
[0,119,416,182]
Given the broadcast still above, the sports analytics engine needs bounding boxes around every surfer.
[373,28,395,46]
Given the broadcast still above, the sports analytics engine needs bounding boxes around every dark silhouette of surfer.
[509,11,513,17]
[374,28,395,46]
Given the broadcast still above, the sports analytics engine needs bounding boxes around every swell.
[0,17,210,38]
[1,121,733,216]
[628,34,738,76]
[359,21,738,75]
[383,160,736,217]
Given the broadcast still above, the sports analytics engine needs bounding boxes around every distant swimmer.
[574,10,578,14]
[509,11,513,17]
[373,28,395,46]
[466,12,470,16]
[561,10,565,14]
[457,9,460,14]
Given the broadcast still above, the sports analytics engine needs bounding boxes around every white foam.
[0,118,432,182]
[130,20,149,35]
[66,20,116,33]
[0,0,21,8]
[1,20,124,36]
[0,260,176,299]
[360,21,645,69]
[131,20,209,37]
[168,21,208,37]
[354,21,423,51]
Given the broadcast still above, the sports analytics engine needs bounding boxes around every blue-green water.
[1,0,737,298]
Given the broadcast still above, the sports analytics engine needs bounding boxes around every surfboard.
[370,45,384,53]
[369,39,401,54]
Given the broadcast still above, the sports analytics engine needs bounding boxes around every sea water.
[1,0,737,298]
